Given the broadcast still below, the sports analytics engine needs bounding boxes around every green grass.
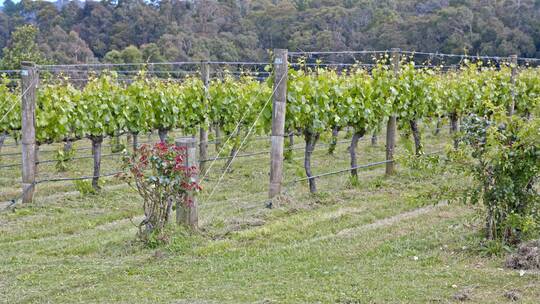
[1,127,538,303]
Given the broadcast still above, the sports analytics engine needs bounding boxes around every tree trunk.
[223,132,240,172]
[91,136,103,190]
[132,132,139,152]
[434,117,442,135]
[166,197,174,224]
[111,134,123,153]
[350,129,365,179]
[284,131,294,161]
[126,133,132,148]
[328,127,339,155]
[385,116,397,175]
[304,131,319,193]
[63,140,72,153]
[486,206,495,241]
[214,124,221,153]
[0,132,6,154]
[450,112,459,149]
[158,128,168,143]
[409,119,422,155]
[371,132,377,145]
[289,132,294,147]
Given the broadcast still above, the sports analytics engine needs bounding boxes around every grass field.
[1,127,538,303]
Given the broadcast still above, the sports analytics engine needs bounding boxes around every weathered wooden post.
[385,48,400,175]
[21,62,38,203]
[176,137,198,229]
[508,54,518,116]
[269,49,288,199]
[199,61,210,174]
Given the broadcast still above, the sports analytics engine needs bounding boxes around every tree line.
[1,0,540,69]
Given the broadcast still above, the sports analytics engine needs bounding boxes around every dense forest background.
[1,0,540,68]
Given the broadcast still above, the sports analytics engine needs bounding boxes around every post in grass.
[269,49,288,200]
[199,60,210,175]
[176,137,199,229]
[21,62,38,204]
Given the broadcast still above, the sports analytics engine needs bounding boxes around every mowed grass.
[1,126,539,303]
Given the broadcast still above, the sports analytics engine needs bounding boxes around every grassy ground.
[0,126,538,303]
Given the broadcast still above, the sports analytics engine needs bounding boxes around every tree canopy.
[1,0,540,65]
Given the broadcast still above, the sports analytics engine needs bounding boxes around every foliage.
[208,74,270,154]
[0,75,20,136]
[2,1,540,63]
[459,114,540,244]
[0,24,45,69]
[36,81,81,144]
[78,73,123,138]
[73,179,99,195]
[54,146,75,172]
[515,68,540,116]
[122,142,201,242]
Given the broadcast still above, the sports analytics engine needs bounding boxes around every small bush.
[122,142,201,243]
[54,147,75,172]
[74,180,98,195]
[459,114,540,244]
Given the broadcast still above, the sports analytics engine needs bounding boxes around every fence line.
[204,70,286,202]
[285,149,444,185]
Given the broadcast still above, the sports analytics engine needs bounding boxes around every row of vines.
[1,59,540,192]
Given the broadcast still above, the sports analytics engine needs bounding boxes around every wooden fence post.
[385,48,400,176]
[269,49,288,199]
[175,137,198,229]
[508,54,518,116]
[21,62,38,203]
[199,61,210,174]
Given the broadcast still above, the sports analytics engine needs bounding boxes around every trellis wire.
[0,74,38,124]
[204,71,286,203]
[0,70,21,75]
[400,50,540,62]
[289,50,389,56]
[1,52,511,212]
[0,171,123,208]
[0,152,123,169]
[199,82,272,183]
[37,61,200,69]
[34,171,122,184]
[286,149,444,185]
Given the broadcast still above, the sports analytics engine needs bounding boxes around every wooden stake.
[199,61,210,174]
[508,54,518,116]
[21,62,37,204]
[176,137,198,229]
[91,136,103,190]
[386,49,400,175]
[269,49,288,199]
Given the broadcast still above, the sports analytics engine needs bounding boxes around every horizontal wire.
[0,70,21,74]
[399,50,540,62]
[285,149,444,184]
[0,171,123,207]
[206,61,270,65]
[38,61,200,68]
[0,153,124,169]
[289,50,388,56]
[41,69,198,74]
[35,171,122,184]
